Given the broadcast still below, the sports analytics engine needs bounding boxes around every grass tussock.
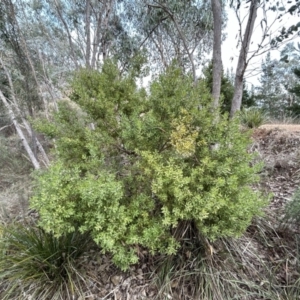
[0,223,95,300]
[240,108,266,129]
[0,202,299,299]
[265,113,300,125]
[151,216,300,300]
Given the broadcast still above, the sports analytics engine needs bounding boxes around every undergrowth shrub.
[31,61,267,270]
[240,108,265,129]
[0,223,93,300]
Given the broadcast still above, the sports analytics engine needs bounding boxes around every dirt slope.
[253,126,300,211]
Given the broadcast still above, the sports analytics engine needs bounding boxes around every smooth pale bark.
[230,0,259,118]
[37,50,59,112]
[0,57,50,167]
[23,120,50,167]
[148,3,196,83]
[152,34,168,69]
[4,2,49,117]
[211,0,223,109]
[91,7,102,69]
[0,89,40,170]
[85,0,91,68]
[19,35,49,118]
[102,0,113,61]
[54,0,79,68]
[91,0,116,68]
[168,13,196,82]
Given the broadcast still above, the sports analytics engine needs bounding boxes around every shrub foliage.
[31,62,267,269]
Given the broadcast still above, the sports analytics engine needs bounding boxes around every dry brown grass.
[259,124,300,132]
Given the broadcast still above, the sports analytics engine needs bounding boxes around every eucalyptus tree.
[228,0,300,117]
[0,0,56,168]
[270,0,300,48]
[230,0,259,117]
[0,0,44,116]
[27,0,133,69]
[211,0,222,108]
[123,0,215,80]
[0,0,144,169]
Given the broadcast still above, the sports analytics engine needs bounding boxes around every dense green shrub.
[31,61,267,269]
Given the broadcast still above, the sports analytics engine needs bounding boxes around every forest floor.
[253,125,300,211]
[1,125,300,299]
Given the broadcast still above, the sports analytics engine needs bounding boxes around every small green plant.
[284,187,300,224]
[153,216,300,300]
[31,61,268,270]
[0,223,93,300]
[240,108,265,129]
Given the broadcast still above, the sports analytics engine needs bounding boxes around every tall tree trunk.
[91,4,102,69]
[54,0,79,68]
[211,0,223,109]
[102,0,113,61]
[0,89,40,170]
[230,0,259,118]
[3,0,47,116]
[85,0,91,68]
[148,2,196,83]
